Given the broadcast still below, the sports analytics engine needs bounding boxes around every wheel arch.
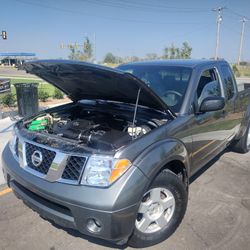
[160,160,188,189]
[133,139,190,189]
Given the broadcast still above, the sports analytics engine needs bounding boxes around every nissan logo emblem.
[31,150,43,167]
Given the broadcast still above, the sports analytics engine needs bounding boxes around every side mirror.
[199,96,225,113]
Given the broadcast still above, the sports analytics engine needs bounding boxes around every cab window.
[197,69,221,106]
[221,65,236,100]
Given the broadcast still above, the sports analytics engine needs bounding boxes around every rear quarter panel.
[234,89,250,139]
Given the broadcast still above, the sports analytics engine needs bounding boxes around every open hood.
[23,60,172,114]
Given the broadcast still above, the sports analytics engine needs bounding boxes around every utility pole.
[238,17,248,65]
[212,7,225,60]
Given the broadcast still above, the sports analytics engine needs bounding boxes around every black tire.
[128,170,188,248]
[231,122,250,154]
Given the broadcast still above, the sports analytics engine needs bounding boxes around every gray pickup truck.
[2,59,250,247]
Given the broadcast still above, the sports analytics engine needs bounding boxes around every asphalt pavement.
[0,149,250,250]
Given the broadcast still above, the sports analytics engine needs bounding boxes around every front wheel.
[128,170,188,248]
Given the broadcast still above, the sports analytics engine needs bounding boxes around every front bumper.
[2,144,149,243]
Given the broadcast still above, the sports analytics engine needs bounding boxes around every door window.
[197,69,222,105]
[221,65,236,100]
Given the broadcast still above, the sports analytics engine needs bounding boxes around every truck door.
[219,64,241,139]
[191,67,226,173]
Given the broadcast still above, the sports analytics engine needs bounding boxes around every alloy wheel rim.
[135,187,175,234]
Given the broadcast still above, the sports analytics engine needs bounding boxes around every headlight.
[81,155,132,187]
[9,128,17,155]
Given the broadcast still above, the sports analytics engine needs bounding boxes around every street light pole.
[213,7,225,60]
[238,17,248,65]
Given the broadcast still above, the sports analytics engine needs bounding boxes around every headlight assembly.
[9,128,17,156]
[81,155,132,187]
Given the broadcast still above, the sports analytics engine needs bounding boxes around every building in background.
[0,52,36,66]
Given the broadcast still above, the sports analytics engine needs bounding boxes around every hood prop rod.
[132,88,141,140]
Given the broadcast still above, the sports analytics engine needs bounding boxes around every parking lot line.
[0,187,12,196]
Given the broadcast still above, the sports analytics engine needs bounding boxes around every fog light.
[87,218,102,233]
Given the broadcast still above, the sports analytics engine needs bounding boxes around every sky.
[1,0,250,63]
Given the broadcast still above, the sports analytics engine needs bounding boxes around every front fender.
[133,138,190,181]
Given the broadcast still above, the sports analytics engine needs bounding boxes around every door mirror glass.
[199,96,225,113]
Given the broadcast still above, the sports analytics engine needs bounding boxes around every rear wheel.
[128,170,187,248]
[231,122,250,153]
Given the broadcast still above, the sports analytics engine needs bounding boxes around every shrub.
[38,90,50,102]
[232,64,241,77]
[0,93,16,107]
[53,88,64,99]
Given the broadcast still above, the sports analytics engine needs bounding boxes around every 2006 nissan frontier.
[2,59,250,247]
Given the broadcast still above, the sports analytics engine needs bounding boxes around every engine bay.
[24,104,168,151]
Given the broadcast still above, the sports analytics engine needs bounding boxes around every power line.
[227,8,250,20]
[79,0,210,13]
[117,0,208,10]
[15,0,211,24]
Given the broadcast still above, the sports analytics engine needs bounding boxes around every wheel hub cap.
[147,203,163,219]
[135,187,176,234]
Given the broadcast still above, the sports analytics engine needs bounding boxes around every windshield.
[117,65,192,113]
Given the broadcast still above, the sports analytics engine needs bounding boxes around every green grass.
[10,78,41,85]
[238,66,250,77]
[0,78,58,103]
[8,78,57,97]
[9,84,56,97]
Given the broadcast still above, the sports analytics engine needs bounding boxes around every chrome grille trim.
[14,132,89,185]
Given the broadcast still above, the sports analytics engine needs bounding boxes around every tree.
[145,53,159,60]
[68,45,81,60]
[232,64,241,77]
[68,36,93,61]
[180,42,192,59]
[103,52,116,64]
[163,42,192,59]
[130,56,140,62]
[83,37,93,60]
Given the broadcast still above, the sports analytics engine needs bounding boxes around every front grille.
[62,156,86,181]
[15,137,19,157]
[25,143,56,175]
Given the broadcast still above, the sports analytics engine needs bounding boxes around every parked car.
[2,59,250,247]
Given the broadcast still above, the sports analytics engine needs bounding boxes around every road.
[0,150,250,250]
[0,67,39,78]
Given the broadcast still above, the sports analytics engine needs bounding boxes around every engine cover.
[53,119,131,150]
